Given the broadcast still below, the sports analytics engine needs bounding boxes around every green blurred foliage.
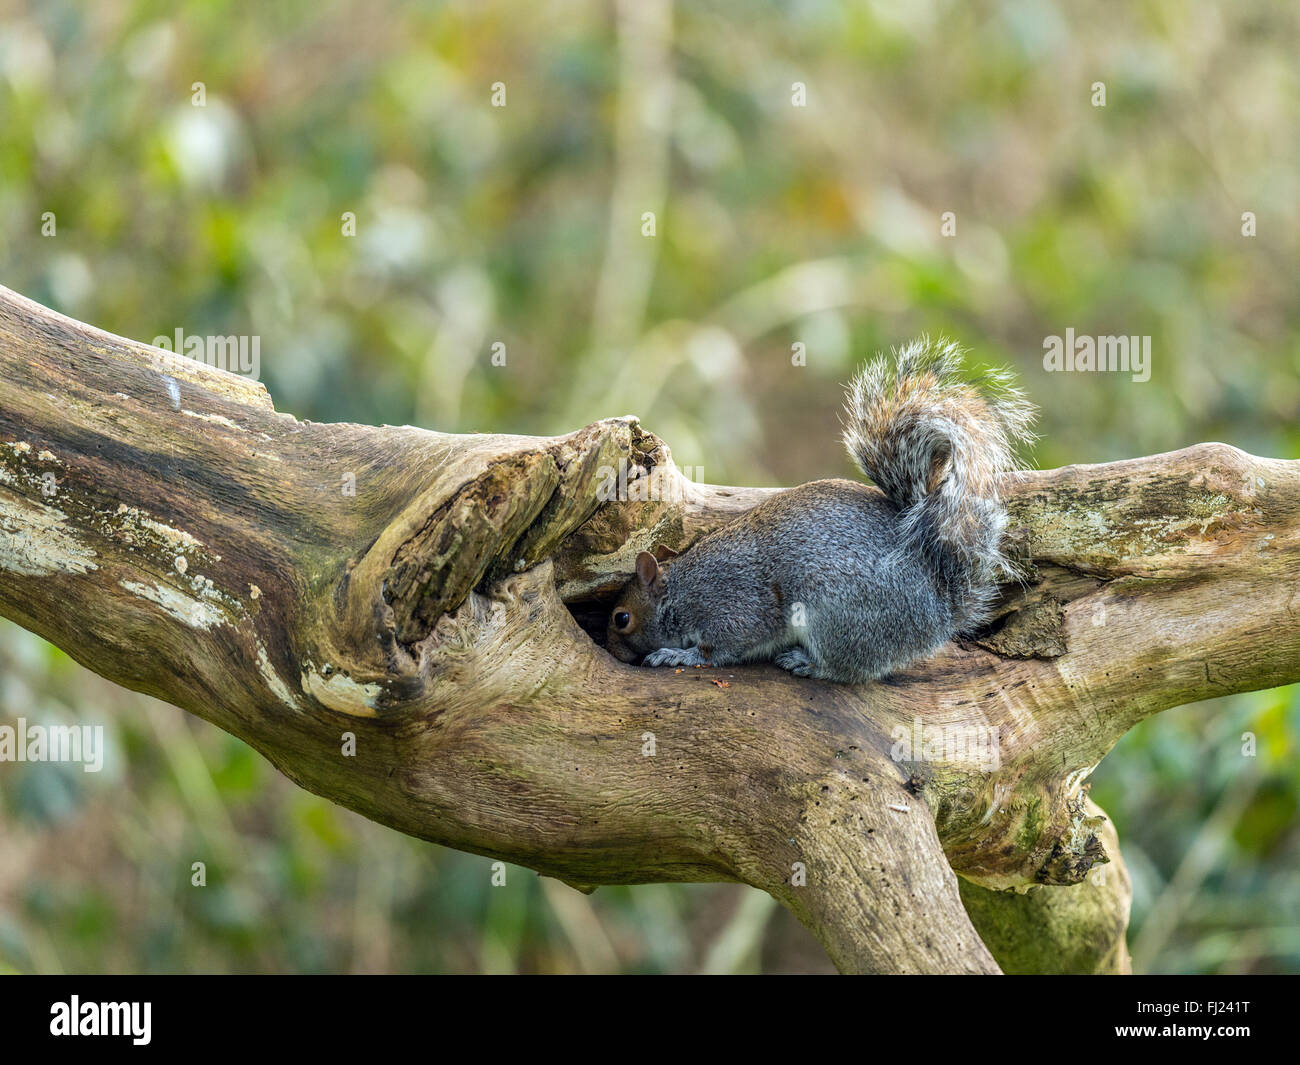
[0,0,1296,972]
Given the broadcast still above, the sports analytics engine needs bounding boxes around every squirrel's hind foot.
[775,647,814,676]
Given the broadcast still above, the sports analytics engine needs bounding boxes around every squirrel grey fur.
[605,338,1037,683]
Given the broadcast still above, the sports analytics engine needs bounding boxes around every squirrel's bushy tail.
[843,337,1036,626]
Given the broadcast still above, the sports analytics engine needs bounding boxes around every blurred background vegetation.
[1,0,1297,973]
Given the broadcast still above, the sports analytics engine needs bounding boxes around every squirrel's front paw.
[775,647,814,677]
[643,646,707,668]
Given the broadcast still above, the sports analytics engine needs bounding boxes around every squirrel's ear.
[635,551,660,585]
[651,544,679,563]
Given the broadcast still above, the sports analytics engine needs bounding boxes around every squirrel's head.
[606,550,671,664]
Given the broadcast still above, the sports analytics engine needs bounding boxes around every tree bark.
[1,284,1296,973]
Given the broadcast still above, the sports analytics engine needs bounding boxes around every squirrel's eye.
[614,611,632,631]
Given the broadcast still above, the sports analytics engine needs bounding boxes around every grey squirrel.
[605,338,1036,683]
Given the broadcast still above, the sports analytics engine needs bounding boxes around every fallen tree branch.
[1,285,1296,973]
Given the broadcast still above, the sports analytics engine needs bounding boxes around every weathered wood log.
[1,284,1296,973]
